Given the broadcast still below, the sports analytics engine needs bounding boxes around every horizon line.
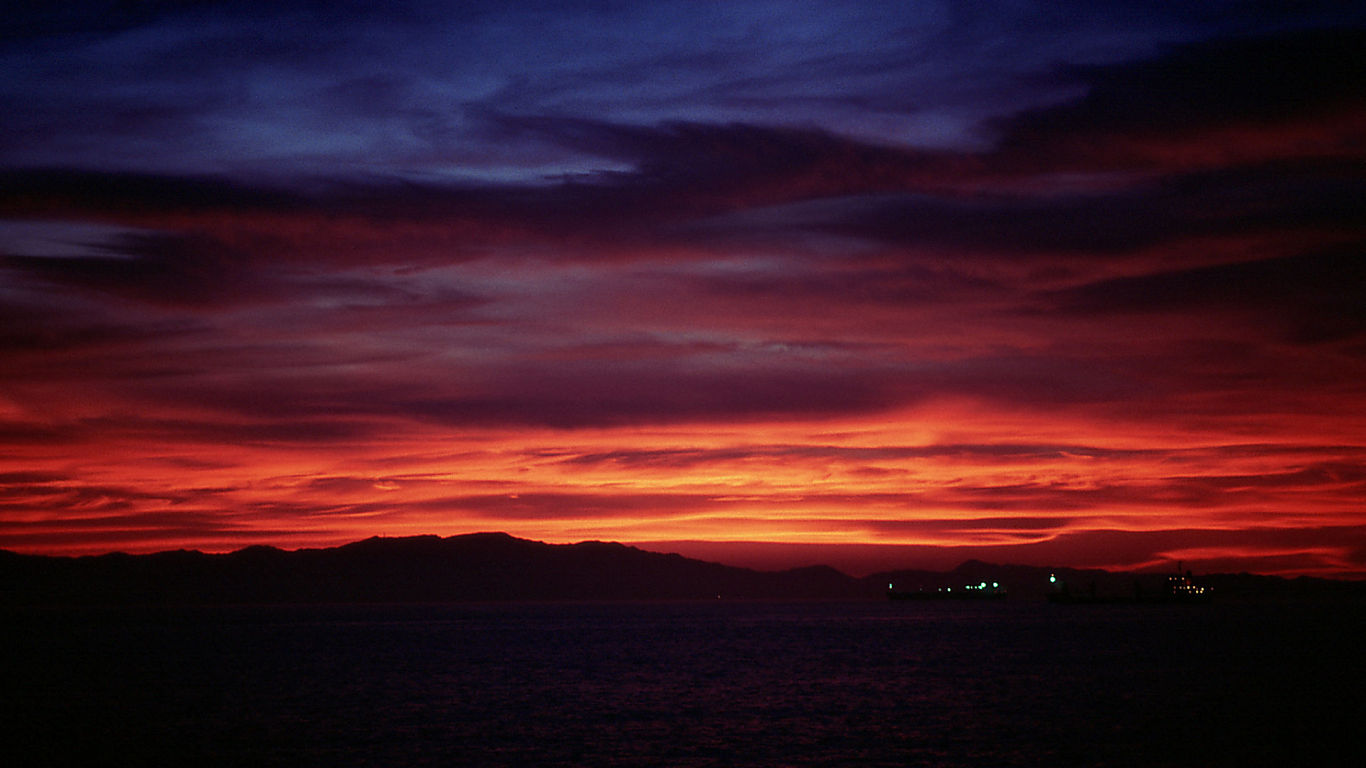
[5,531,1361,582]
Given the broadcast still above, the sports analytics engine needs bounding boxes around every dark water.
[3,600,1362,767]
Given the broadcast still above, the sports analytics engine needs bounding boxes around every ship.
[887,580,1007,600]
[1159,569,1213,603]
[1046,566,1211,605]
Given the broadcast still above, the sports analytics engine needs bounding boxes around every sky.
[2,1,1364,577]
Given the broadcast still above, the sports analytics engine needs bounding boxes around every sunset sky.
[2,1,1364,577]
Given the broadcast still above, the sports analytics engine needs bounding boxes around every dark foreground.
[3,600,1362,767]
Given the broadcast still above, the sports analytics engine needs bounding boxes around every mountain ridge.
[2,533,1362,605]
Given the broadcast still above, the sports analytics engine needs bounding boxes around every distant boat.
[1046,568,1211,605]
[1160,570,1213,603]
[887,581,1007,600]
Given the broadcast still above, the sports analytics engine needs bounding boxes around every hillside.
[0,533,870,604]
[3,534,1362,605]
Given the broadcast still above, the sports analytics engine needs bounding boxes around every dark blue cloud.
[1043,245,1366,343]
[10,1,1343,180]
[996,27,1366,148]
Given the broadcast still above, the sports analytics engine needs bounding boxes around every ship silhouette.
[1046,564,1211,605]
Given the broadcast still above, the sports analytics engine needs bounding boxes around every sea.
[3,599,1361,767]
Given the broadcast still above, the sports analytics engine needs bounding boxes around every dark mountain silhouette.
[0,533,871,604]
[2,534,1362,605]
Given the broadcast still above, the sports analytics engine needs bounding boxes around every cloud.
[1043,245,1366,343]
[2,232,264,307]
[0,168,300,215]
[554,442,1147,470]
[644,523,1366,576]
[991,27,1366,173]
[482,116,965,209]
[392,359,913,428]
